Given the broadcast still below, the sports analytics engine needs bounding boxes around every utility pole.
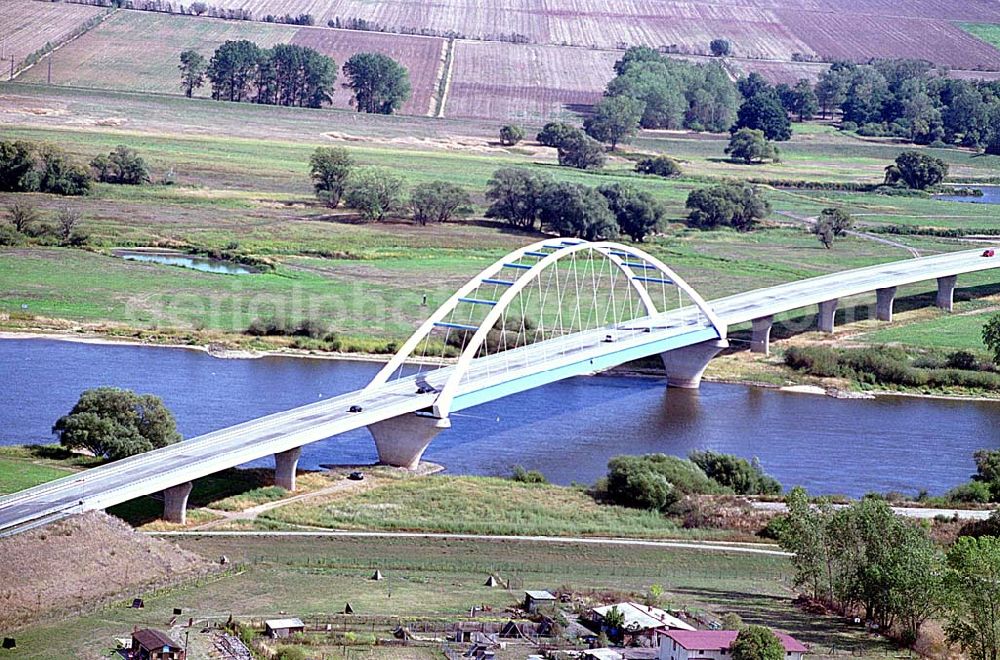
[47,56,51,84]
[9,55,13,82]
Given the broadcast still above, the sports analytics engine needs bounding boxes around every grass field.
[962,22,1000,49]
[256,474,710,538]
[0,445,101,495]
[8,532,896,660]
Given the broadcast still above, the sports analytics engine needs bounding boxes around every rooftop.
[133,629,180,650]
[264,618,305,629]
[665,630,809,654]
[592,602,696,632]
[524,590,556,600]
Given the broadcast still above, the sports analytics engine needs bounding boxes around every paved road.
[751,500,993,521]
[2,247,998,535]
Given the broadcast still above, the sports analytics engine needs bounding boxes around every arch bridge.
[1,239,998,533]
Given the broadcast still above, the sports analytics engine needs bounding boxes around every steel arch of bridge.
[365,238,726,418]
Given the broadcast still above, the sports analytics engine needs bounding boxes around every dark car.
[416,385,435,394]
[348,405,362,413]
[347,471,364,481]
[983,249,995,257]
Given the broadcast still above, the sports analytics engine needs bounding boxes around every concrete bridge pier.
[661,338,729,388]
[750,316,774,354]
[818,299,838,333]
[876,286,897,322]
[274,447,302,491]
[937,275,957,312]
[163,481,193,524]
[368,414,452,469]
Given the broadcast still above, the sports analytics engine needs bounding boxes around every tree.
[721,612,744,630]
[734,93,792,141]
[725,128,779,164]
[498,124,525,146]
[0,140,37,192]
[178,49,207,98]
[889,151,948,190]
[52,387,181,461]
[309,147,353,207]
[636,155,681,177]
[92,145,150,185]
[983,315,1000,367]
[536,121,577,147]
[38,146,91,196]
[207,40,264,102]
[605,454,723,512]
[945,536,1000,660]
[556,130,606,169]
[343,52,411,114]
[189,1,207,15]
[731,626,785,660]
[813,207,852,249]
[788,79,818,121]
[484,167,552,229]
[584,96,643,150]
[343,167,405,222]
[56,208,85,245]
[738,73,771,101]
[710,39,731,57]
[410,181,471,225]
[815,63,853,118]
[7,200,39,234]
[538,182,617,240]
[598,183,664,242]
[686,183,770,231]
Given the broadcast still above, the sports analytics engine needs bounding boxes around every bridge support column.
[274,447,302,491]
[937,275,957,312]
[368,414,451,469]
[818,299,838,333]
[876,286,896,322]
[661,339,728,389]
[750,316,774,355]
[163,481,193,525]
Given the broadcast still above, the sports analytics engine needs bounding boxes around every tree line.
[179,43,411,114]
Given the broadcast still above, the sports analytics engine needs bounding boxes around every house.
[524,590,557,612]
[659,630,809,660]
[590,602,696,647]
[130,629,185,660]
[264,618,305,639]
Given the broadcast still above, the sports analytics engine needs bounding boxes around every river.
[3,338,999,497]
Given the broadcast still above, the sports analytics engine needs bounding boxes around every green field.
[961,23,1000,49]
[862,307,997,351]
[8,533,894,659]
[256,474,714,538]
[0,445,102,494]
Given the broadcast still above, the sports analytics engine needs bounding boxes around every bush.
[605,453,724,512]
[499,124,525,146]
[686,182,769,231]
[556,131,606,169]
[689,450,782,495]
[91,145,150,185]
[275,647,307,660]
[310,146,353,207]
[758,514,788,540]
[783,346,841,377]
[410,181,471,225]
[0,224,22,246]
[946,480,992,504]
[946,350,980,371]
[510,465,547,484]
[636,155,681,177]
[343,167,405,222]
[536,121,577,147]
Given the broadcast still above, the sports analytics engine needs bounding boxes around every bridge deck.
[1,246,997,534]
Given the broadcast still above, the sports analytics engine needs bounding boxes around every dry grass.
[0,511,218,630]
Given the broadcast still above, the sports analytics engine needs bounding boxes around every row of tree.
[1,140,153,198]
[779,487,1000,658]
[483,167,664,241]
[180,42,411,114]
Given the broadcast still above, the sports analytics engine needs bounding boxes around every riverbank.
[5,324,1000,403]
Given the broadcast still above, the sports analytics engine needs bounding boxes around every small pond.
[113,249,257,275]
[935,185,1000,205]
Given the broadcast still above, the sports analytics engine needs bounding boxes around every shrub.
[310,146,353,207]
[946,480,992,504]
[556,130,606,169]
[636,155,681,177]
[499,124,525,146]
[343,167,405,221]
[605,453,724,512]
[536,121,577,147]
[689,450,782,495]
[410,181,471,225]
[91,145,150,185]
[783,346,841,377]
[510,465,547,484]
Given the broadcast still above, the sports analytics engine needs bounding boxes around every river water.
[3,338,998,497]
[935,185,1000,205]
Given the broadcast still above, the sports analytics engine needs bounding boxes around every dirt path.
[151,529,794,556]
[775,210,922,257]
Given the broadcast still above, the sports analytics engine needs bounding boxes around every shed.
[584,650,624,660]
[523,590,556,612]
[264,618,305,639]
[131,629,185,660]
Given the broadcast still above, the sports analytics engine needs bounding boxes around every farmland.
[80,0,1000,70]
[0,0,108,71]
[445,41,619,121]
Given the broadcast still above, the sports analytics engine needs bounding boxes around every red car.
[984,249,996,257]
